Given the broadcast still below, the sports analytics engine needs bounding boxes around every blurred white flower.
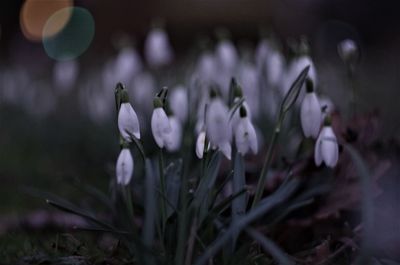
[165,116,182,152]
[116,148,134,185]
[300,82,322,138]
[195,131,206,159]
[238,62,260,118]
[196,51,217,84]
[314,124,339,168]
[130,71,156,115]
[144,27,173,68]
[338,39,358,63]
[118,102,141,141]
[151,106,172,148]
[169,86,188,123]
[234,110,258,155]
[206,97,232,160]
[114,47,142,83]
[282,55,317,97]
[265,49,285,88]
[53,60,78,94]
[215,39,238,73]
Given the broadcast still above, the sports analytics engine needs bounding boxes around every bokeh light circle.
[43,7,95,61]
[20,0,73,41]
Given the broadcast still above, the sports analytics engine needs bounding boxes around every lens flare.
[20,0,73,41]
[43,7,95,61]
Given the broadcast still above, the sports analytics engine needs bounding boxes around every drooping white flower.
[116,148,134,185]
[169,86,188,123]
[114,46,142,83]
[151,101,172,148]
[265,49,285,88]
[144,27,173,68]
[196,51,217,84]
[53,60,78,94]
[238,62,260,118]
[118,102,141,141]
[215,39,238,73]
[206,96,232,160]
[234,107,258,155]
[165,116,182,152]
[282,55,317,97]
[314,122,339,168]
[195,131,206,159]
[338,39,358,63]
[300,80,322,138]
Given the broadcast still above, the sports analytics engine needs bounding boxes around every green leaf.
[165,159,182,219]
[46,199,117,232]
[192,152,222,208]
[194,178,300,265]
[280,65,310,114]
[231,153,246,249]
[245,227,294,265]
[143,159,156,248]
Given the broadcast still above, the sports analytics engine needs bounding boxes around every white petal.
[320,127,339,168]
[314,133,323,166]
[169,87,188,123]
[116,148,134,185]
[196,131,206,159]
[247,120,258,154]
[118,103,141,141]
[165,116,182,152]
[206,98,231,147]
[151,107,171,148]
[235,118,249,155]
[300,92,322,138]
[145,28,173,67]
[219,141,232,160]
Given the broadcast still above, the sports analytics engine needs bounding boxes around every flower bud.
[314,120,339,168]
[338,39,358,65]
[169,86,188,123]
[151,106,172,148]
[165,116,182,152]
[300,80,322,138]
[144,27,173,68]
[118,97,141,141]
[234,110,258,155]
[206,97,232,160]
[116,148,134,185]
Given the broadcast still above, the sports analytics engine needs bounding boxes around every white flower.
[235,116,258,155]
[151,107,172,148]
[118,102,141,141]
[300,90,322,138]
[282,55,317,97]
[169,86,188,123]
[114,47,142,83]
[206,97,232,160]
[144,27,173,67]
[265,49,285,88]
[165,116,182,152]
[238,63,260,118]
[314,125,339,168]
[53,60,78,94]
[215,39,238,73]
[196,131,206,159]
[116,148,134,185]
[338,39,358,63]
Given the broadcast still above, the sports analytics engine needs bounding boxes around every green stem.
[159,148,167,236]
[251,119,282,209]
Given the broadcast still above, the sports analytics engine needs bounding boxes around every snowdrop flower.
[114,46,142,84]
[206,92,232,159]
[282,55,317,97]
[196,51,217,84]
[151,97,172,148]
[169,86,188,123]
[53,60,78,94]
[116,148,134,185]
[234,107,258,155]
[118,88,141,141]
[196,131,207,159]
[238,62,260,118]
[165,116,182,152]
[144,27,173,68]
[216,39,238,73]
[300,79,322,138]
[314,117,339,168]
[338,39,358,64]
[265,49,285,88]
